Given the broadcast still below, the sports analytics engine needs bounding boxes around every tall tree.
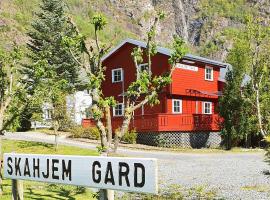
[243,16,270,138]
[221,15,270,149]
[0,45,23,195]
[23,0,81,149]
[64,12,187,199]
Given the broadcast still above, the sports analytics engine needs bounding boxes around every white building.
[34,90,91,128]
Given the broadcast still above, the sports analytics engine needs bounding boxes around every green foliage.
[70,126,100,140]
[121,129,137,144]
[169,36,188,65]
[22,0,84,132]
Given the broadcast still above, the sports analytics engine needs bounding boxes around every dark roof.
[102,38,229,68]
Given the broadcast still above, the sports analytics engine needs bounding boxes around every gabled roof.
[102,38,229,68]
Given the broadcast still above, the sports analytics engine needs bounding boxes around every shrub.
[70,126,100,140]
[82,127,100,140]
[121,129,137,144]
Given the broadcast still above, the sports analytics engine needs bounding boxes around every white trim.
[172,99,182,114]
[202,101,212,114]
[113,103,124,116]
[205,66,214,81]
[112,68,123,83]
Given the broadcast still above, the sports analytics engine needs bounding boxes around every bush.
[70,126,100,140]
[121,129,137,144]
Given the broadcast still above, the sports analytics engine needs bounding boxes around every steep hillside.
[0,0,269,61]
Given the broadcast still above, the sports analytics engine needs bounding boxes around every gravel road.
[3,132,270,200]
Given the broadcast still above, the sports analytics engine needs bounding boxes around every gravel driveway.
[3,132,270,200]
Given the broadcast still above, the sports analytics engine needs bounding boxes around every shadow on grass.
[17,141,54,149]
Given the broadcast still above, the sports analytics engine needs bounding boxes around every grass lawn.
[1,140,99,200]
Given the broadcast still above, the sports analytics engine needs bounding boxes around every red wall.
[102,43,170,115]
[102,43,223,117]
[171,64,220,99]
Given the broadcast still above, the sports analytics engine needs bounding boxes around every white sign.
[176,63,198,71]
[4,153,158,194]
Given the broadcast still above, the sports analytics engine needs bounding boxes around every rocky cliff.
[0,0,269,61]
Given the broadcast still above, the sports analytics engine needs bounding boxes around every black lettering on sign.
[104,162,115,185]
[134,163,145,188]
[92,161,101,183]
[62,160,71,181]
[119,162,130,187]
[24,158,31,177]
[52,159,59,180]
[7,157,13,175]
[42,159,50,178]
[15,157,21,176]
[33,158,40,178]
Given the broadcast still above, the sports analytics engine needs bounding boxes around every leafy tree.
[0,45,23,195]
[221,14,270,149]
[242,15,270,138]
[64,12,187,199]
[23,0,81,149]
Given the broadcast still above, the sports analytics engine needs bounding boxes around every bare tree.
[64,12,187,199]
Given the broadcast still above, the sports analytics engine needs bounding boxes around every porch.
[82,113,221,132]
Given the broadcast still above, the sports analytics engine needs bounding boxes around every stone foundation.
[137,131,221,148]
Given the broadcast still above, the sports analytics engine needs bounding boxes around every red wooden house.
[82,38,228,148]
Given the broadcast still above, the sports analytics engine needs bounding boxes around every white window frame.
[172,99,182,114]
[112,68,123,83]
[113,103,124,116]
[202,101,212,114]
[205,66,213,81]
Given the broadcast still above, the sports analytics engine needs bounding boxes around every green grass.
[1,140,98,199]
[2,139,99,156]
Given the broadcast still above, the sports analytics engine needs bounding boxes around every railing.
[82,113,221,132]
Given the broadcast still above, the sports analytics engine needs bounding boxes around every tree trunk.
[0,112,4,133]
[255,89,266,138]
[53,120,59,151]
[105,106,112,146]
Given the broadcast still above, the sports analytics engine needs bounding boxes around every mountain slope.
[0,0,269,61]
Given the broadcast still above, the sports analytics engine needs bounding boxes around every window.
[202,102,212,114]
[113,103,124,116]
[172,99,182,114]
[205,66,213,81]
[112,68,123,83]
[45,109,52,120]
[138,63,149,72]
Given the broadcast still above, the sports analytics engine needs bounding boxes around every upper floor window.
[202,102,212,114]
[205,66,213,81]
[172,99,182,114]
[112,68,123,83]
[113,103,124,116]
[138,63,149,72]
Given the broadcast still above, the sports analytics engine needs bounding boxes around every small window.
[45,109,52,120]
[203,102,212,114]
[172,99,182,114]
[205,66,213,81]
[113,103,124,116]
[112,68,123,83]
[138,63,149,72]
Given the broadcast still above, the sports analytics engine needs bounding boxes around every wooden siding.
[82,113,220,132]
[85,41,226,133]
